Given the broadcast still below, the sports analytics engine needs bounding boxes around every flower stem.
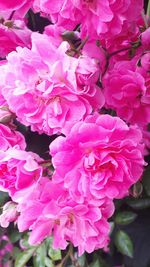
[147,0,150,17]
[141,10,149,28]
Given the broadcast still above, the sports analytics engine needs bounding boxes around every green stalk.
[147,0,150,17]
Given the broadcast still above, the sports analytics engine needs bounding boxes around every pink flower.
[0,201,18,227]
[0,147,43,197]
[50,114,144,201]
[141,126,150,154]
[0,124,26,150]
[103,60,150,126]
[140,52,150,72]
[0,32,104,135]
[141,27,150,48]
[0,18,31,58]
[44,24,68,47]
[0,0,32,12]
[0,235,13,258]
[0,235,13,266]
[33,0,143,40]
[17,177,114,255]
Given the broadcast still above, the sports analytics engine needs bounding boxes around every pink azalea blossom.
[0,32,104,135]
[50,114,145,201]
[0,147,43,197]
[17,177,114,255]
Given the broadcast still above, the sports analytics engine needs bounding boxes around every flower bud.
[0,201,18,227]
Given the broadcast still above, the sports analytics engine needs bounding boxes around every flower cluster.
[0,33,104,135]
[33,0,143,42]
[0,0,149,257]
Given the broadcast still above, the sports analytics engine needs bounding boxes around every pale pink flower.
[0,32,104,135]
[17,177,114,255]
[50,114,145,201]
[0,201,18,227]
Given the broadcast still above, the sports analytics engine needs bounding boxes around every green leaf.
[142,166,150,196]
[78,254,86,267]
[48,247,62,261]
[14,247,37,267]
[90,258,103,267]
[115,230,133,258]
[2,252,11,262]
[109,222,115,234]
[115,211,137,225]
[45,257,54,267]
[127,198,150,210]
[12,247,21,259]
[9,231,22,243]
[45,237,53,248]
[33,243,46,267]
[132,182,143,198]
[20,235,31,249]
[0,191,9,206]
[0,239,8,249]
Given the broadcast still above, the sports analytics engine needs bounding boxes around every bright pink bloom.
[0,32,104,135]
[103,60,150,126]
[44,24,69,47]
[0,18,31,58]
[33,0,143,40]
[0,147,43,196]
[141,27,150,48]
[17,177,114,255]
[50,114,144,200]
[140,52,150,72]
[0,0,32,12]
[0,124,26,150]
